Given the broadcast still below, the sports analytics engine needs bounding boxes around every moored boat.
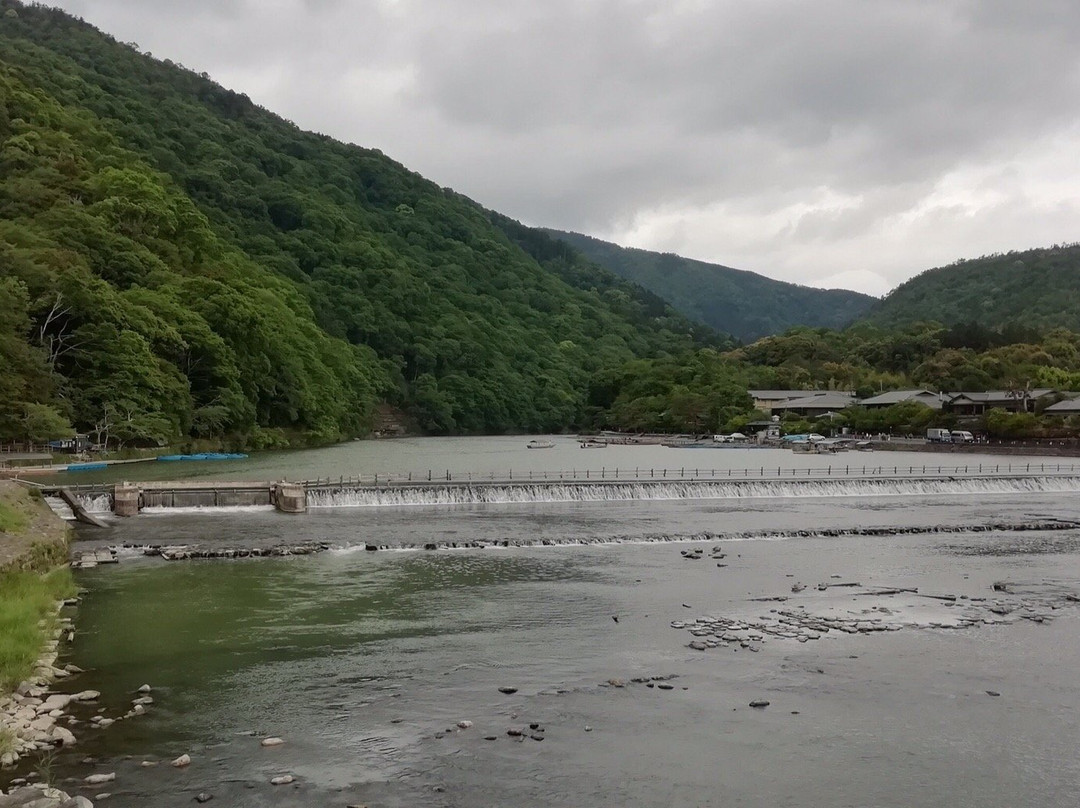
[526,439,555,449]
[157,452,248,462]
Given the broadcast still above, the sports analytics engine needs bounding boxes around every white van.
[950,430,975,443]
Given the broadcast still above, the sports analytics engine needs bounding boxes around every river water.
[47,435,1079,486]
[18,438,1080,807]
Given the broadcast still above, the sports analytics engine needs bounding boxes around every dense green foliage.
[545,229,877,341]
[867,245,1080,332]
[0,63,384,448]
[0,1,710,443]
[595,322,1080,438]
[589,351,753,433]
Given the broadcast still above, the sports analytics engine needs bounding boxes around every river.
[13,437,1080,807]
[45,435,1077,486]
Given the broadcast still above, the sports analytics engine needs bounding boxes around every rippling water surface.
[20,439,1080,807]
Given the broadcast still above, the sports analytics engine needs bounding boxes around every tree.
[19,403,71,443]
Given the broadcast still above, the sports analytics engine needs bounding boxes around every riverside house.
[946,389,1058,416]
[858,390,950,410]
[748,390,855,413]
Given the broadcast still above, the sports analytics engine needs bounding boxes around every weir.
[37,464,1080,518]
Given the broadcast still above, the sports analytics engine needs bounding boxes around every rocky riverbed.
[67,517,1080,567]
[672,577,1078,652]
[0,599,160,803]
[0,600,88,769]
[0,784,92,807]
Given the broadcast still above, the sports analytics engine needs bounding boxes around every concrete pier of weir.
[43,480,309,517]
[274,482,307,514]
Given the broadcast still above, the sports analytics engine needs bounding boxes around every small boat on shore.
[157,452,248,462]
[526,439,555,449]
[65,462,108,472]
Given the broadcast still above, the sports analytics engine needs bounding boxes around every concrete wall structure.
[274,482,307,514]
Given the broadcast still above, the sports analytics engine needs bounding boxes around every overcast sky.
[54,0,1080,296]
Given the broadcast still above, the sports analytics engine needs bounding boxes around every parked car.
[926,428,952,443]
[950,430,975,443]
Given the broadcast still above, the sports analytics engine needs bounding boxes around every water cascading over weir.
[42,463,1080,518]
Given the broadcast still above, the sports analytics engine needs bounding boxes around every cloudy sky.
[54,0,1080,296]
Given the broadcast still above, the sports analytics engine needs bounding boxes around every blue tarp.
[156,453,248,462]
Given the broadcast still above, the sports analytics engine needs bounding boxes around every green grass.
[0,568,75,692]
[0,500,30,534]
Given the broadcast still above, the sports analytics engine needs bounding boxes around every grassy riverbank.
[0,568,74,692]
[0,482,74,694]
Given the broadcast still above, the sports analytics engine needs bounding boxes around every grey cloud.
[50,0,1080,293]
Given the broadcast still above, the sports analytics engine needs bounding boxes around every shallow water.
[13,482,1077,808]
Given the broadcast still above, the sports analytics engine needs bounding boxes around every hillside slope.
[545,229,876,341]
[866,245,1080,331]
[0,64,384,447]
[0,2,713,442]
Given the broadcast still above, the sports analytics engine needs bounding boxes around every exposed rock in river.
[672,579,1077,653]
[0,785,93,807]
[68,519,1080,567]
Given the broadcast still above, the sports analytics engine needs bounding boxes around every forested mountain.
[0,1,716,446]
[544,229,877,341]
[866,245,1080,331]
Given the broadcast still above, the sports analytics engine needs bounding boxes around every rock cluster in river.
[0,784,92,807]
[1,599,158,803]
[72,519,1080,568]
[673,581,1078,652]
[73,542,334,566]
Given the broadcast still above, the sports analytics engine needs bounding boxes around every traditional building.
[748,390,854,413]
[1043,395,1080,415]
[858,390,949,410]
[769,392,859,418]
[946,389,1058,415]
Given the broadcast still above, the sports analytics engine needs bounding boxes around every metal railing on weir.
[33,462,1080,494]
[301,461,1080,487]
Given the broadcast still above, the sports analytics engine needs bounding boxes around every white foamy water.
[44,495,75,520]
[77,493,113,513]
[139,504,276,515]
[305,475,1080,508]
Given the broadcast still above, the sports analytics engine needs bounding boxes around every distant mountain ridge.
[865,244,1080,331]
[544,229,877,341]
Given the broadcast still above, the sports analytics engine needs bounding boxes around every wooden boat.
[579,439,607,448]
